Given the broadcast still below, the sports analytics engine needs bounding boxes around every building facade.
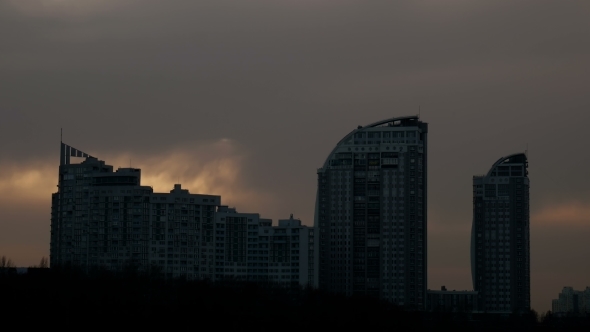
[471,153,530,313]
[213,208,314,286]
[315,116,428,308]
[552,299,559,313]
[51,142,314,286]
[426,286,479,312]
[553,287,590,314]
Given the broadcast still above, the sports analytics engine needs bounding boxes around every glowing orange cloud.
[102,139,276,212]
[0,139,275,213]
[532,202,590,226]
[0,163,57,205]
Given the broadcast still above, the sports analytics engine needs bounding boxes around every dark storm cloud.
[1,0,590,312]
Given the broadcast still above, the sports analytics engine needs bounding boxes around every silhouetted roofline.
[364,115,419,128]
[335,115,420,146]
[323,115,423,170]
[485,152,528,177]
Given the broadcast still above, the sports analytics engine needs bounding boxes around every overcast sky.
[1,0,590,312]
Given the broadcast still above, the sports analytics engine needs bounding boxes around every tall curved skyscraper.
[471,153,530,313]
[315,116,428,309]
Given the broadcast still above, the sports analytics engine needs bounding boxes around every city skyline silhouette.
[2,1,590,314]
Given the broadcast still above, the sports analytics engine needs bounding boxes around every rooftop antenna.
[418,106,421,119]
[60,128,62,166]
[525,143,528,157]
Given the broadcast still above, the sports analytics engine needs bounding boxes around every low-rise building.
[426,286,479,312]
[213,207,314,287]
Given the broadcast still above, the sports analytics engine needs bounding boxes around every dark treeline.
[1,267,589,331]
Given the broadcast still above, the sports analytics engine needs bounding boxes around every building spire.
[60,128,65,166]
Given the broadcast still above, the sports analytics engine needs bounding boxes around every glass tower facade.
[471,153,530,313]
[315,116,428,309]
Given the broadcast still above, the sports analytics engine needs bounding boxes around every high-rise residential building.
[552,287,590,314]
[267,215,315,286]
[51,142,315,286]
[471,153,530,313]
[51,143,220,279]
[315,116,428,308]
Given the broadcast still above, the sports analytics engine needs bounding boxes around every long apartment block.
[50,142,314,286]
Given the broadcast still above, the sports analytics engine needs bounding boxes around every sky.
[1,0,590,312]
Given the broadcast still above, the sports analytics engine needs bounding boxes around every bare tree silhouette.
[0,255,15,268]
[38,257,48,268]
